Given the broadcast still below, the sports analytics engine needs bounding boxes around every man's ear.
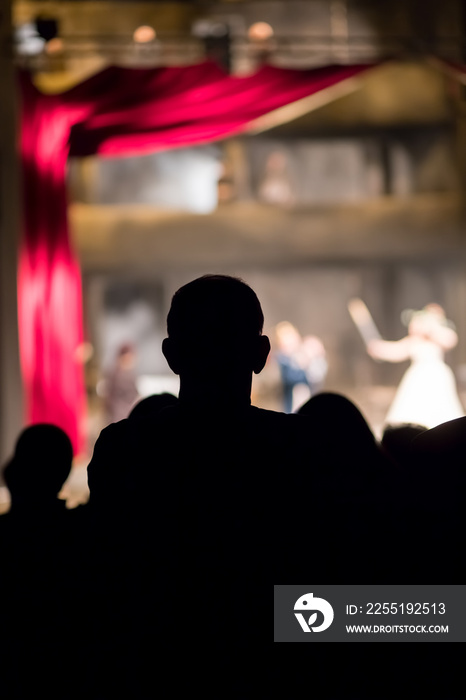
[162,337,181,375]
[253,335,271,375]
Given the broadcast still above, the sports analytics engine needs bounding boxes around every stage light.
[248,22,274,41]
[133,25,156,43]
[45,37,64,55]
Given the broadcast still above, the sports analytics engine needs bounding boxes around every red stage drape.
[19,61,374,454]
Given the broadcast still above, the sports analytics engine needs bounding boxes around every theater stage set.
[2,0,466,510]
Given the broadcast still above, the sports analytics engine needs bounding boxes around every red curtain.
[19,61,374,454]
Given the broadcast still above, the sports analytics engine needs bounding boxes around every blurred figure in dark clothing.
[103,343,139,424]
[274,321,327,412]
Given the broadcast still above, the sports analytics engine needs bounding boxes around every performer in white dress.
[365,304,464,429]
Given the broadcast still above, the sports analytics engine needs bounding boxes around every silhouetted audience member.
[3,424,73,512]
[298,391,379,462]
[2,277,454,696]
[87,275,313,692]
[296,392,404,579]
[411,415,466,469]
[409,416,466,580]
[381,423,427,468]
[0,425,88,698]
[85,276,421,693]
[128,391,178,421]
[297,391,392,492]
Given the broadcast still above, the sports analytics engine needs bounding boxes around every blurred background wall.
[3,0,466,459]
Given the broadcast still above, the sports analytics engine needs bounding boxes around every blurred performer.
[103,343,140,424]
[302,334,328,394]
[350,300,464,429]
[274,321,327,413]
[258,151,295,207]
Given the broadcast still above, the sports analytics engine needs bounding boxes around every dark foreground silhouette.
[0,425,89,698]
[85,276,405,692]
[1,277,464,697]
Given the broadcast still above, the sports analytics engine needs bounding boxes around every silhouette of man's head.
[162,275,270,404]
[4,424,73,506]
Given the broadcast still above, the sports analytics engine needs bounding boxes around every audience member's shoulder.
[96,417,130,441]
[92,407,181,467]
[88,420,137,483]
[0,511,11,535]
[250,406,281,417]
[91,418,132,457]
[250,405,308,438]
[251,405,307,424]
[411,416,466,456]
[94,409,173,444]
[66,501,90,523]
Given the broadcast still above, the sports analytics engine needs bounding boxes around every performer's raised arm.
[348,298,381,345]
[348,298,413,362]
[366,337,412,362]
